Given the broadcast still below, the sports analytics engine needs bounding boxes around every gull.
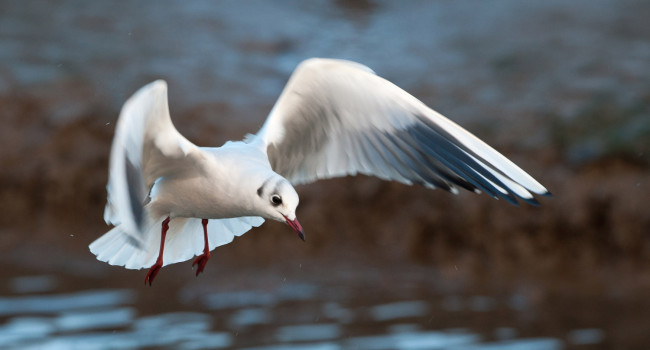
[89,58,550,285]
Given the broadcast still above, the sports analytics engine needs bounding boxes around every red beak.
[283,215,305,241]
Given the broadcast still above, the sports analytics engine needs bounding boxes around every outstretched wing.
[252,58,549,205]
[103,80,203,244]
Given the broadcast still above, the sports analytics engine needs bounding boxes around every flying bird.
[89,58,550,285]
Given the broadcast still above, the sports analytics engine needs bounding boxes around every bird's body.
[90,58,550,284]
[148,142,270,220]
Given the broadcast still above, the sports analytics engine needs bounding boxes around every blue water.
[2,0,647,131]
[0,274,607,349]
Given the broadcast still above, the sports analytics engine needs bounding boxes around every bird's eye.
[271,195,282,206]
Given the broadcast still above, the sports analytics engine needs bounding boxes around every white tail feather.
[90,216,264,270]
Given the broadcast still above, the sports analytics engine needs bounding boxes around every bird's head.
[256,175,304,241]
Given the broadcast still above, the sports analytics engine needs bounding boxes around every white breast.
[147,141,272,220]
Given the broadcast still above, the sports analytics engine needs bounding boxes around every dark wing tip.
[522,196,541,207]
[403,115,550,207]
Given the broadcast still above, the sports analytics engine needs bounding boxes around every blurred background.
[1,0,649,349]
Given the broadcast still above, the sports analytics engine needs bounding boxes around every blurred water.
[0,290,134,315]
[2,0,648,129]
[368,301,430,321]
[0,273,600,349]
[9,275,58,294]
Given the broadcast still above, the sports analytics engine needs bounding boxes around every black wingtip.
[500,194,520,206]
[525,197,541,207]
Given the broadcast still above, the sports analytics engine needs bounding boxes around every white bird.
[89,58,550,285]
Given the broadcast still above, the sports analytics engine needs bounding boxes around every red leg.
[144,216,170,286]
[192,218,210,276]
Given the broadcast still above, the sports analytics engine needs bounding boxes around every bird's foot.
[144,260,163,286]
[192,252,210,277]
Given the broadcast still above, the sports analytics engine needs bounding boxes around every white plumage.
[89,58,549,282]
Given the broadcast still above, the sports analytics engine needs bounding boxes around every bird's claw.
[144,262,162,286]
[192,252,210,277]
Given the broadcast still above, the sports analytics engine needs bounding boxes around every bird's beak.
[283,215,305,241]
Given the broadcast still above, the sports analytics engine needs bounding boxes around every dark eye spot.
[271,195,282,206]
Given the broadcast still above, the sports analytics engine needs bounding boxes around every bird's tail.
[90,215,265,270]
[89,215,165,270]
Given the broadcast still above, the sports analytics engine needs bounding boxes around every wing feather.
[103,80,202,242]
[253,58,549,205]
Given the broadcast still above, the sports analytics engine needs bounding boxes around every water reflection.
[0,317,55,348]
[229,308,272,328]
[368,301,429,321]
[240,343,339,350]
[321,302,353,324]
[56,308,134,332]
[204,291,277,310]
[275,324,341,342]
[0,264,607,349]
[567,328,605,345]
[459,338,562,350]
[0,310,233,350]
[345,330,480,350]
[203,282,318,310]
[9,275,58,294]
[0,289,134,315]
[0,274,598,349]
